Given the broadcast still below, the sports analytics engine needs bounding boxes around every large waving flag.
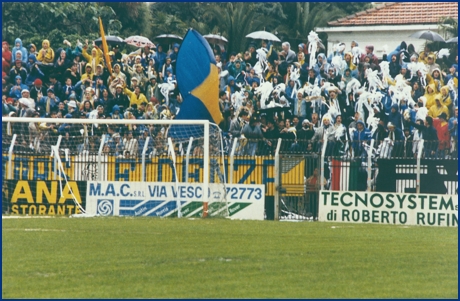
[175,29,223,124]
[98,17,112,75]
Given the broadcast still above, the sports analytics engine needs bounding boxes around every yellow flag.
[98,17,112,75]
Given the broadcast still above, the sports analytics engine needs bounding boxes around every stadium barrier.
[2,132,458,221]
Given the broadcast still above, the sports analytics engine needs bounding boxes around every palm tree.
[203,3,261,54]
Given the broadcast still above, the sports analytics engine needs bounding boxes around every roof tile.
[328,2,458,26]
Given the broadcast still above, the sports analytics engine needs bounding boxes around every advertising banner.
[86,182,265,220]
[6,180,86,215]
[319,191,458,227]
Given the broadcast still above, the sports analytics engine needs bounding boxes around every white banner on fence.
[86,182,265,220]
[319,191,458,227]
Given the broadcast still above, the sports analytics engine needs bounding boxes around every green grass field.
[2,217,458,298]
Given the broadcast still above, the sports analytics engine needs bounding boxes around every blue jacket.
[9,76,28,99]
[11,38,28,64]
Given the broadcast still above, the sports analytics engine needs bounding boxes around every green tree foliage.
[2,2,371,56]
[2,2,118,50]
[100,2,152,38]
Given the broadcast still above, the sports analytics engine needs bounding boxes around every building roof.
[328,2,458,26]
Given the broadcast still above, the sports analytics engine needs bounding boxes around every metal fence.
[2,131,458,219]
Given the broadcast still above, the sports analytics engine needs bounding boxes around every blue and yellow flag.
[175,29,223,124]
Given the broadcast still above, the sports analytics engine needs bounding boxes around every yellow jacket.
[428,104,449,119]
[424,83,441,110]
[36,40,54,64]
[82,47,104,70]
[124,87,148,107]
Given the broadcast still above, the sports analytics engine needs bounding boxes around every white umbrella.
[124,35,155,48]
[246,30,281,42]
[446,37,458,44]
[203,34,228,45]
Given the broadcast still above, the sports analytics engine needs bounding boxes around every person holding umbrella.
[418,44,435,64]
[154,45,167,74]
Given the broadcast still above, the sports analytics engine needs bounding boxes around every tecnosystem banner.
[319,191,458,227]
[86,182,265,220]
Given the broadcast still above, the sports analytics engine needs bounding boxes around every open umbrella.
[203,34,228,45]
[124,35,155,48]
[246,30,281,42]
[409,30,445,42]
[94,36,126,47]
[154,34,183,46]
[446,36,458,44]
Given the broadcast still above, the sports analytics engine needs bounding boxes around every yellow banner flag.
[98,17,112,75]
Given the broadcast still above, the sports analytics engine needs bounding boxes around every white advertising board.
[86,182,265,220]
[319,191,458,227]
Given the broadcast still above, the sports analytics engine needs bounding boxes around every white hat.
[21,89,30,94]
[387,122,395,128]
[67,100,77,108]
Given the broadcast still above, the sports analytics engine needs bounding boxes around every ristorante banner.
[319,191,458,227]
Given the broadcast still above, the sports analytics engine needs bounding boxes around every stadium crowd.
[1,35,458,160]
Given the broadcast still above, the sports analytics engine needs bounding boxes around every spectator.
[36,39,54,64]
[241,115,263,156]
[11,38,28,64]
[9,75,28,99]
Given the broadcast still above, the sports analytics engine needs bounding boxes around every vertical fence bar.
[367,139,375,191]
[229,138,238,184]
[416,139,424,194]
[274,138,282,220]
[185,137,194,183]
[7,134,17,180]
[320,133,328,190]
[97,134,105,181]
[141,136,150,182]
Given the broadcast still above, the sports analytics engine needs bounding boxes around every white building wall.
[316,25,444,59]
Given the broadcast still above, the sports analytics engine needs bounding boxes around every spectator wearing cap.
[8,59,27,84]
[39,88,60,115]
[29,79,45,102]
[94,64,109,86]
[9,75,28,99]
[145,75,162,103]
[109,84,129,114]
